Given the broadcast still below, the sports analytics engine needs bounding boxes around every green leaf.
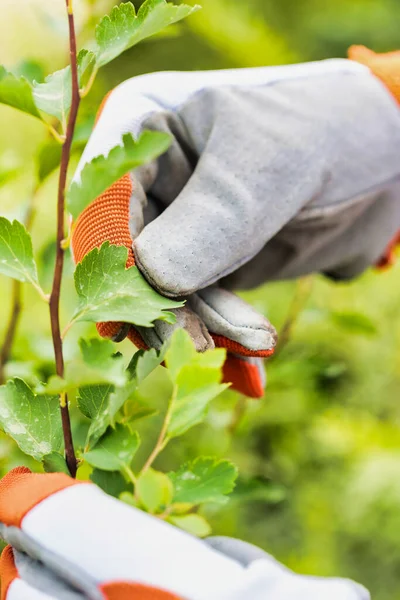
[84,424,140,471]
[0,155,20,187]
[78,381,137,449]
[0,218,39,285]
[136,468,174,513]
[32,50,96,126]
[37,141,62,182]
[169,514,211,538]
[95,0,201,67]
[331,311,377,336]
[0,379,62,461]
[90,468,130,498]
[73,242,183,327]
[44,338,128,394]
[128,346,167,383]
[13,60,45,84]
[42,452,70,475]
[120,491,139,507]
[33,66,70,126]
[77,384,113,420]
[0,66,43,120]
[164,328,196,381]
[169,457,238,505]
[67,131,171,219]
[123,398,158,425]
[165,330,228,438]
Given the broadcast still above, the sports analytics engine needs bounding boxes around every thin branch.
[227,395,248,435]
[141,385,177,474]
[49,0,80,478]
[274,276,314,357]
[0,281,22,385]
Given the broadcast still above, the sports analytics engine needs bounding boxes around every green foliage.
[33,50,96,126]
[44,338,128,394]
[90,468,131,497]
[169,457,238,504]
[95,0,201,67]
[0,218,39,286]
[84,424,140,471]
[165,330,228,438]
[4,0,400,594]
[136,468,174,512]
[169,514,211,537]
[0,67,43,121]
[0,379,62,460]
[42,452,70,474]
[72,242,183,327]
[67,132,171,219]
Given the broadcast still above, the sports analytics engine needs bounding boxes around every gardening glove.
[71,48,400,398]
[0,467,369,600]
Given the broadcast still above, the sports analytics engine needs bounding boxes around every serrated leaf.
[95,0,201,67]
[73,242,183,327]
[0,379,62,461]
[32,50,96,126]
[164,330,228,439]
[42,452,70,474]
[136,468,174,513]
[90,468,130,498]
[67,131,171,219]
[169,514,211,538]
[169,457,237,505]
[44,338,127,394]
[84,424,140,471]
[0,66,43,120]
[0,218,39,285]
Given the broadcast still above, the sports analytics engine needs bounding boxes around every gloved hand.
[0,468,369,600]
[71,47,400,398]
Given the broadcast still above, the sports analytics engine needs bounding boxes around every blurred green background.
[1,0,400,598]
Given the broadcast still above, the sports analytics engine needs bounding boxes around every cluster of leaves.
[0,0,240,538]
[0,327,236,535]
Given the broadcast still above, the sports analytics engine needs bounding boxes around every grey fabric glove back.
[76,57,400,296]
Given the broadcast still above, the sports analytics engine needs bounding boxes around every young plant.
[0,0,238,537]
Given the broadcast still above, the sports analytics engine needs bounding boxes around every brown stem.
[0,281,22,385]
[49,0,80,478]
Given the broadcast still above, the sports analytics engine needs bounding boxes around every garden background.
[1,1,400,598]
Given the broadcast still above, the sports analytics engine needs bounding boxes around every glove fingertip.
[223,354,265,399]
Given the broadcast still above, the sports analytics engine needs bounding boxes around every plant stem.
[141,385,177,474]
[273,276,313,357]
[123,466,137,486]
[0,184,41,384]
[0,281,22,385]
[228,395,248,435]
[49,0,80,478]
